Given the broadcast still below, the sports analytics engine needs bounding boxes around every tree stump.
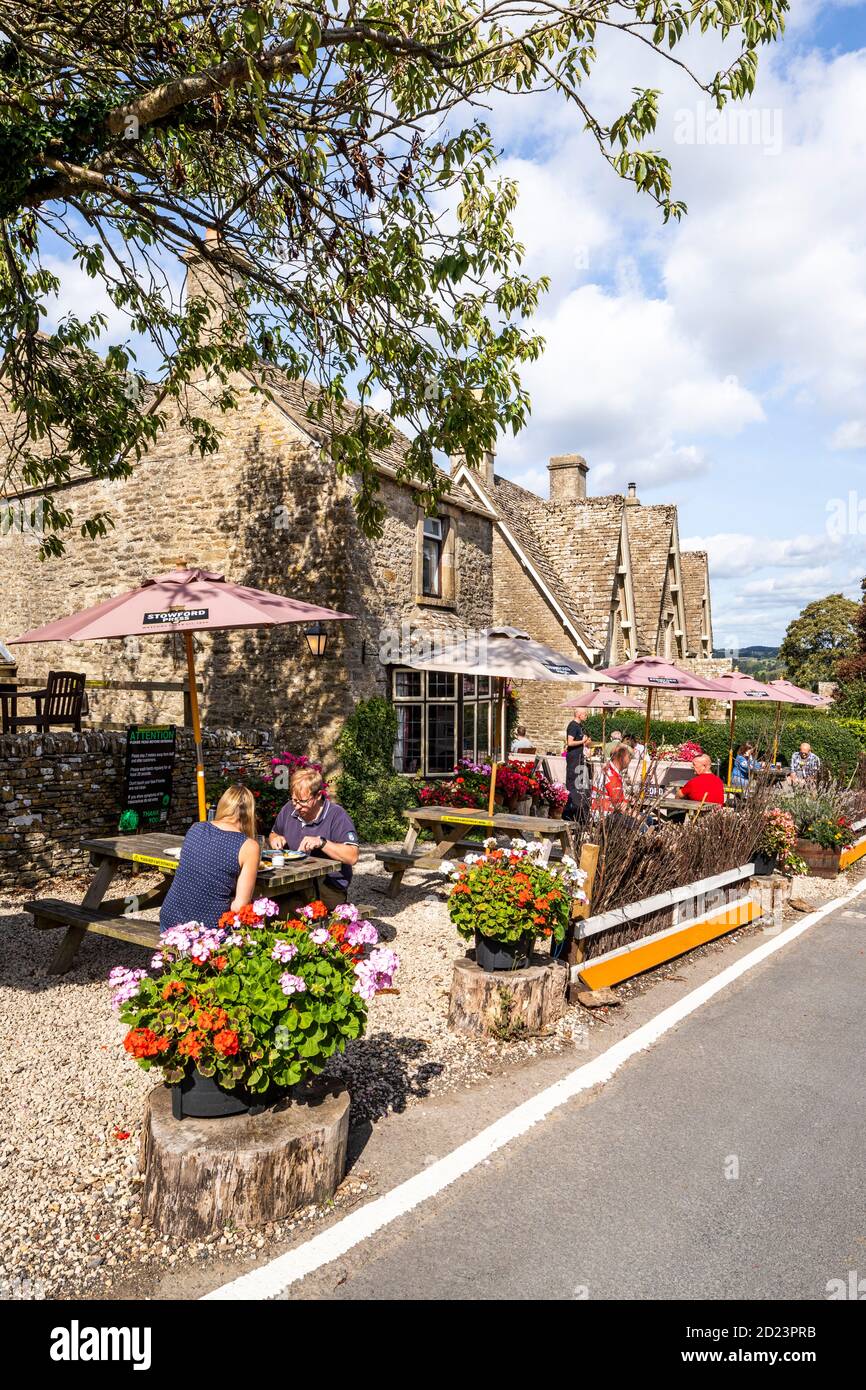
[750,872,792,928]
[448,954,568,1039]
[140,1083,350,1240]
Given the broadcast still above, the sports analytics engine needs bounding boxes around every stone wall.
[0,728,273,889]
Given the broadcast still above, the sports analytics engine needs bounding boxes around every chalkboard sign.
[119,725,176,833]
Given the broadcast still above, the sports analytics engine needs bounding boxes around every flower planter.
[752,851,779,877]
[515,796,532,817]
[795,838,842,879]
[474,929,533,972]
[170,1067,285,1121]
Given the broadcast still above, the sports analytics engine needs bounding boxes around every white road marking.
[203,876,866,1300]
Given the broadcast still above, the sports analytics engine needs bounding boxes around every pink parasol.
[768,679,832,708]
[10,569,354,819]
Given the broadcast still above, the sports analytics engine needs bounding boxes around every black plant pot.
[474,930,532,972]
[753,850,779,876]
[170,1068,285,1121]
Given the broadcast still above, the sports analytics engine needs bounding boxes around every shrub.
[579,711,864,778]
[335,697,417,842]
[111,900,397,1094]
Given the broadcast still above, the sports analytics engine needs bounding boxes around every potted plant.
[796,816,856,878]
[754,808,806,877]
[110,900,397,1119]
[445,839,586,971]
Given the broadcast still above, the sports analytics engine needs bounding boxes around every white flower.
[510,837,528,850]
[482,836,497,849]
[440,860,455,875]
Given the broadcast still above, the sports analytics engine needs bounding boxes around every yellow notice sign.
[440,815,493,828]
[130,853,179,872]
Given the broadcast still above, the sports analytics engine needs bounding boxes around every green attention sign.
[120,725,176,832]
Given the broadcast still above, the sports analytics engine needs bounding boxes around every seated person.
[269,767,359,909]
[160,784,260,932]
[788,742,821,784]
[676,753,725,806]
[731,742,758,789]
[624,733,646,760]
[510,724,535,753]
[594,743,632,814]
[605,728,624,759]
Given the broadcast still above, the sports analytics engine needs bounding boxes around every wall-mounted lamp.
[304,621,329,658]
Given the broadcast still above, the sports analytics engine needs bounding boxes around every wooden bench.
[26,898,160,974]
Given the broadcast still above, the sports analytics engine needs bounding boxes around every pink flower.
[253,897,280,918]
[346,920,378,947]
[279,972,306,996]
[309,927,330,945]
[271,940,298,963]
[352,948,400,1002]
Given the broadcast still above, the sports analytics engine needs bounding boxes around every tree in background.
[335,696,415,841]
[779,593,858,689]
[0,0,788,553]
[834,577,866,716]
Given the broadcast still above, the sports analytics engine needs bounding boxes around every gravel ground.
[0,851,861,1299]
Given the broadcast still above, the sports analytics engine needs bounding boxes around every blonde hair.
[291,767,324,800]
[214,783,257,838]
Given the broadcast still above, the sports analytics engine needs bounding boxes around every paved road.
[295,898,866,1300]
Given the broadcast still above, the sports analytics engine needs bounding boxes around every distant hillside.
[713,646,780,659]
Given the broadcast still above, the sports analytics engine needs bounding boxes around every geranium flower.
[345,920,378,947]
[279,972,306,996]
[271,939,298,963]
[310,927,331,944]
[253,897,280,918]
[213,1030,239,1056]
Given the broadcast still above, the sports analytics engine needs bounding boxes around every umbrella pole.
[772,703,781,765]
[184,632,207,822]
[601,709,606,755]
[642,688,653,781]
[727,702,736,786]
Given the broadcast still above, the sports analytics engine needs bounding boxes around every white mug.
[271,852,285,868]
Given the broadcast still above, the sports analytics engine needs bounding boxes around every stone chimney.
[548,454,588,503]
[182,228,236,339]
[625,481,639,505]
[449,447,495,490]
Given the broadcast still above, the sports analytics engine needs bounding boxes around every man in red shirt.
[677,754,725,806]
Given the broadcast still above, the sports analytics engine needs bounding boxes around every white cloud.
[681,532,829,578]
[829,420,866,450]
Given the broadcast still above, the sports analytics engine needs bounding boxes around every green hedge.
[578,711,865,778]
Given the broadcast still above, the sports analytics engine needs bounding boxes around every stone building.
[1,254,720,775]
[449,453,719,750]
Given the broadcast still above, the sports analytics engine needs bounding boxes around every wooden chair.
[3,670,86,733]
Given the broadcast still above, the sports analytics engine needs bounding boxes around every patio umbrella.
[599,656,730,772]
[766,679,832,763]
[561,689,646,752]
[409,627,614,810]
[710,670,802,783]
[10,568,354,820]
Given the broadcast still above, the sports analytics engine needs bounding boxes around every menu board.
[119,725,176,832]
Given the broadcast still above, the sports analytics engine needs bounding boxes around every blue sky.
[38,3,866,649]
[483,0,866,648]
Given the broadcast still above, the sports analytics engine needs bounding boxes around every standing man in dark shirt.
[269,767,359,908]
[564,714,592,823]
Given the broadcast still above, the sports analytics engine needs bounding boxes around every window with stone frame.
[391,668,491,776]
[415,510,456,604]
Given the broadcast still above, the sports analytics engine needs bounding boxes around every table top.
[403,807,570,833]
[652,796,717,815]
[82,832,329,889]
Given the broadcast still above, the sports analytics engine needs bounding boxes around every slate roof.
[624,503,677,655]
[476,472,596,653]
[681,550,711,655]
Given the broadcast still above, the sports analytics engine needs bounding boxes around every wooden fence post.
[565,841,599,1003]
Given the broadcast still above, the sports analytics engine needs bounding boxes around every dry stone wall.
[0,729,272,889]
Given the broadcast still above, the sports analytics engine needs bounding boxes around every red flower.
[161,981,184,1000]
[213,955,228,971]
[308,900,327,919]
[113,1129,131,1141]
[178,1032,205,1059]
[213,1029,239,1056]
[123,1027,162,1059]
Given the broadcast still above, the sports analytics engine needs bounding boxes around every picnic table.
[26,831,333,975]
[376,807,573,899]
[652,795,717,820]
